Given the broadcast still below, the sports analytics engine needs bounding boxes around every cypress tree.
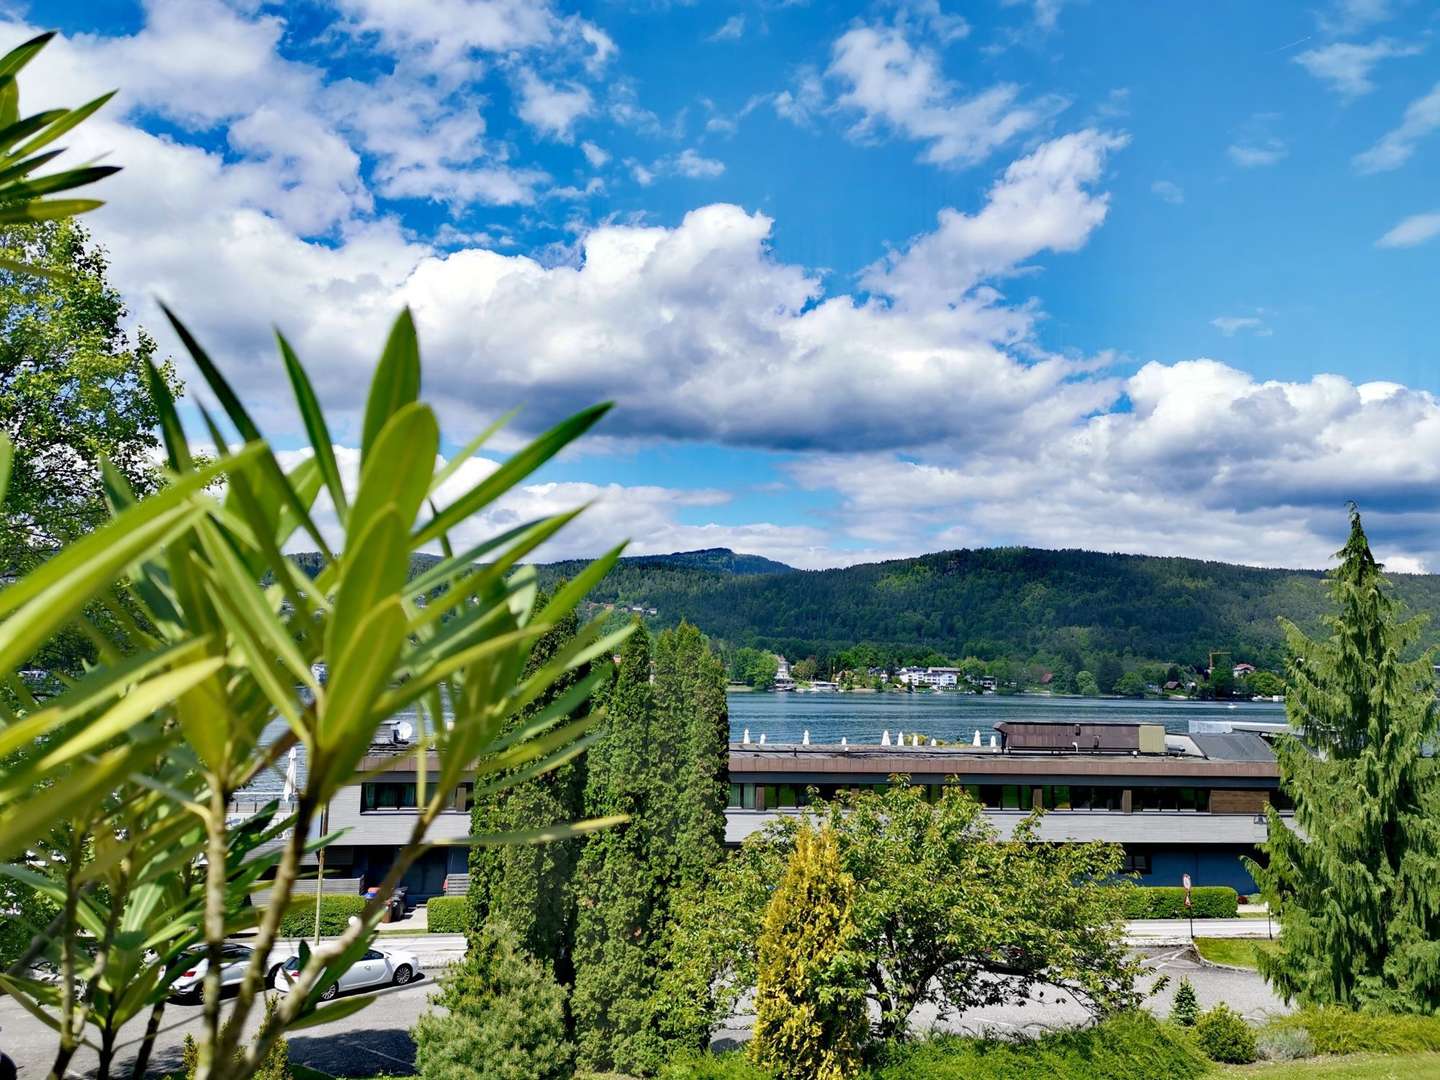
[467,587,594,985]
[750,824,865,1080]
[572,620,732,1074]
[1249,508,1440,1013]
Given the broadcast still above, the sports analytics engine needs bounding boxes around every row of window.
[361,781,474,812]
[727,782,1279,814]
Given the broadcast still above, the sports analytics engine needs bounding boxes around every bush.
[1193,1004,1257,1064]
[1104,886,1238,918]
[1255,1026,1314,1062]
[412,919,574,1080]
[1266,1008,1440,1056]
[659,1051,774,1080]
[182,998,292,1079]
[275,894,366,938]
[749,825,866,1080]
[424,896,470,934]
[1171,978,1199,1026]
[872,1011,1207,1080]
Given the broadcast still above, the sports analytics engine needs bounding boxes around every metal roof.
[1190,732,1276,763]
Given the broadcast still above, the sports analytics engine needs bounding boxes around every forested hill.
[289,545,1440,671]
[533,546,1440,671]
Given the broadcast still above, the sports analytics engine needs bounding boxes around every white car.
[169,943,260,1003]
[274,947,421,1001]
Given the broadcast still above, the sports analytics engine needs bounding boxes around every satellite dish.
[396,721,414,743]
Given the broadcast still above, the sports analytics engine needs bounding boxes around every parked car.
[273,947,420,1001]
[169,943,261,1003]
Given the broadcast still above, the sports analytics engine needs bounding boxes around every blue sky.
[16,0,1440,570]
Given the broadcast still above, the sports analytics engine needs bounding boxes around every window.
[1001,784,1022,810]
[742,784,756,810]
[1133,787,1208,812]
[454,782,474,812]
[1121,852,1151,874]
[361,782,417,811]
[728,783,743,808]
[1070,786,1122,812]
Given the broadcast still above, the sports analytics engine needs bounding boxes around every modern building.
[725,720,1284,893]
[896,666,960,689]
[249,718,1284,901]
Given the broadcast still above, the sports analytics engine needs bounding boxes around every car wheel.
[392,964,413,986]
[319,981,339,1002]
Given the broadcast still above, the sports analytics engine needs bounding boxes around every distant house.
[1039,671,1054,685]
[1163,680,1182,692]
[896,666,960,689]
[1232,663,1256,678]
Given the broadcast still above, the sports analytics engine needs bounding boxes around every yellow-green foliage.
[183,998,292,1079]
[750,825,865,1080]
[1266,1008,1440,1056]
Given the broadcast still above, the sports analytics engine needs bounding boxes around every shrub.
[871,1011,1207,1080]
[750,825,866,1080]
[659,1051,774,1080]
[274,894,367,938]
[1193,1004,1257,1064]
[1266,1008,1440,1056]
[424,896,471,934]
[412,919,574,1080]
[1105,886,1238,918]
[1171,978,1199,1026]
[183,998,292,1079]
[1255,1026,1314,1062]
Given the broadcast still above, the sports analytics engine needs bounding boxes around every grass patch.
[1222,1051,1440,1078]
[1195,937,1277,969]
[1266,1009,1440,1056]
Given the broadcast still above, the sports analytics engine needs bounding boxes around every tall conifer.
[1250,508,1440,1012]
[467,588,593,985]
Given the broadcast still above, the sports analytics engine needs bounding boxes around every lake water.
[242,692,1285,795]
[726,691,1286,747]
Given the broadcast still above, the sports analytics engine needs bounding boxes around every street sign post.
[1183,873,1194,941]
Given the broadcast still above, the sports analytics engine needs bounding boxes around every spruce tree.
[467,587,594,985]
[750,824,866,1080]
[1249,508,1440,1013]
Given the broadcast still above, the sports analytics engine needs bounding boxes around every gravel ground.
[2,947,1289,1077]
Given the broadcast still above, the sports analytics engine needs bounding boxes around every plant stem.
[196,785,230,1080]
[128,998,167,1080]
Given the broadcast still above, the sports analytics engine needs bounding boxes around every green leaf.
[0,431,11,505]
[426,406,517,496]
[0,32,54,79]
[0,197,105,223]
[326,507,408,673]
[278,330,348,521]
[287,990,379,1030]
[533,542,626,628]
[436,815,627,847]
[347,401,439,542]
[0,446,259,674]
[361,309,421,465]
[0,742,157,861]
[145,358,191,471]
[414,402,611,546]
[8,90,115,161]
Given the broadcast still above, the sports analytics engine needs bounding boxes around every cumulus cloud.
[1376,211,1440,248]
[829,24,1066,166]
[1294,39,1424,99]
[1227,138,1288,168]
[1150,179,1184,204]
[1354,81,1440,173]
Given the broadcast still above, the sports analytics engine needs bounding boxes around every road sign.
[1182,873,1194,941]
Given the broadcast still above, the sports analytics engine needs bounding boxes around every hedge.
[274,894,367,937]
[426,896,472,934]
[872,1011,1208,1080]
[1105,885,1238,919]
[653,1014,1208,1080]
[1265,1009,1440,1056]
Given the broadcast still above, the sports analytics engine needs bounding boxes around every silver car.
[274,947,421,1001]
[169,944,258,1003]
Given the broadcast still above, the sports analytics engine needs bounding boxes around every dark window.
[362,782,417,811]
[1001,784,1022,810]
[728,783,742,808]
[1122,852,1151,874]
[742,784,756,810]
[455,782,474,811]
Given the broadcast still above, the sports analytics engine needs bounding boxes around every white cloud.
[580,140,611,167]
[829,24,1066,166]
[1001,0,1069,33]
[863,129,1126,309]
[1227,139,1288,168]
[1354,81,1440,173]
[670,148,726,178]
[1150,179,1184,204]
[1376,211,1440,248]
[1317,0,1396,35]
[709,15,746,42]
[771,68,827,125]
[786,362,1440,571]
[1211,315,1271,337]
[516,69,594,142]
[1294,39,1424,99]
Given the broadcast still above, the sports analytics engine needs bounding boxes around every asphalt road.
[0,978,434,1079]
